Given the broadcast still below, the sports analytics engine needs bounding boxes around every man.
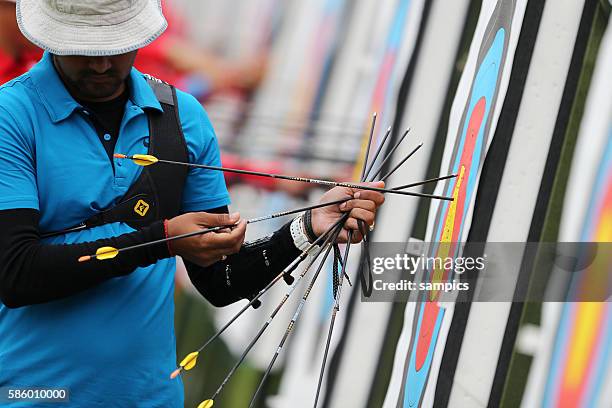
[0,0,41,84]
[0,1,384,407]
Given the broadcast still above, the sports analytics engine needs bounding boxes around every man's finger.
[345,218,372,231]
[204,220,246,250]
[336,229,349,243]
[223,219,246,251]
[230,220,247,252]
[339,199,375,212]
[347,208,375,226]
[353,190,385,207]
[351,231,364,243]
[335,229,363,244]
[195,211,241,227]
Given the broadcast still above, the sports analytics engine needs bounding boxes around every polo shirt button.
[116,160,122,167]
[103,133,112,141]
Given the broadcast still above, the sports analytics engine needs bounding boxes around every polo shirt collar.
[30,52,163,124]
[128,67,163,113]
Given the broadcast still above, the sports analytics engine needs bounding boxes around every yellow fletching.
[180,351,199,371]
[95,247,119,260]
[131,154,158,166]
[197,399,214,408]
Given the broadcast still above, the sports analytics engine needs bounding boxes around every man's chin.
[80,83,123,101]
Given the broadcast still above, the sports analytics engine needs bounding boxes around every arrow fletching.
[95,247,119,261]
[170,351,200,379]
[197,399,214,408]
[78,246,119,263]
[180,351,199,371]
[114,153,158,166]
[132,154,158,166]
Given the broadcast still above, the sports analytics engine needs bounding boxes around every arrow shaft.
[114,225,226,256]
[248,226,342,408]
[313,227,353,407]
[392,174,457,190]
[358,113,377,181]
[368,128,411,180]
[380,143,423,182]
[152,158,451,201]
[211,236,336,400]
[193,217,345,354]
[363,126,392,180]
[246,197,350,223]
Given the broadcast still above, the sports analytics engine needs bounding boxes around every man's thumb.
[215,212,240,226]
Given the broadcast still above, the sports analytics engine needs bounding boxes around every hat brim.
[17,0,167,56]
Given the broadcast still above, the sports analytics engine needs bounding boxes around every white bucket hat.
[16,0,167,56]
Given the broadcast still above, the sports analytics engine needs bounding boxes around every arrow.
[77,172,456,263]
[169,217,346,379]
[380,142,424,182]
[314,225,353,407]
[113,153,453,201]
[195,232,340,406]
[367,128,412,180]
[363,126,392,179]
[78,225,227,263]
[78,197,351,262]
[248,224,345,408]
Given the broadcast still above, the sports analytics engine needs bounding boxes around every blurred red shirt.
[0,48,41,85]
[134,1,185,87]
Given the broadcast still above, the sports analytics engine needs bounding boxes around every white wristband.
[290,215,313,251]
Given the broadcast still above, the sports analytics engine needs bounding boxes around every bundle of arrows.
[79,113,455,407]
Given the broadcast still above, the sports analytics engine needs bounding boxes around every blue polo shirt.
[0,52,230,407]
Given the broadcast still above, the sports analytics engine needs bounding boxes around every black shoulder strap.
[140,75,190,225]
[43,76,190,236]
[145,73,175,105]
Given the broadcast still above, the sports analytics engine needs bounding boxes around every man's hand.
[311,182,385,244]
[167,212,246,267]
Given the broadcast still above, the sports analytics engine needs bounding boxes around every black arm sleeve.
[184,207,302,307]
[0,209,171,308]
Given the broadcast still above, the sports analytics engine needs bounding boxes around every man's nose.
[88,57,112,74]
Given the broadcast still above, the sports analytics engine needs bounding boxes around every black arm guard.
[184,221,301,307]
